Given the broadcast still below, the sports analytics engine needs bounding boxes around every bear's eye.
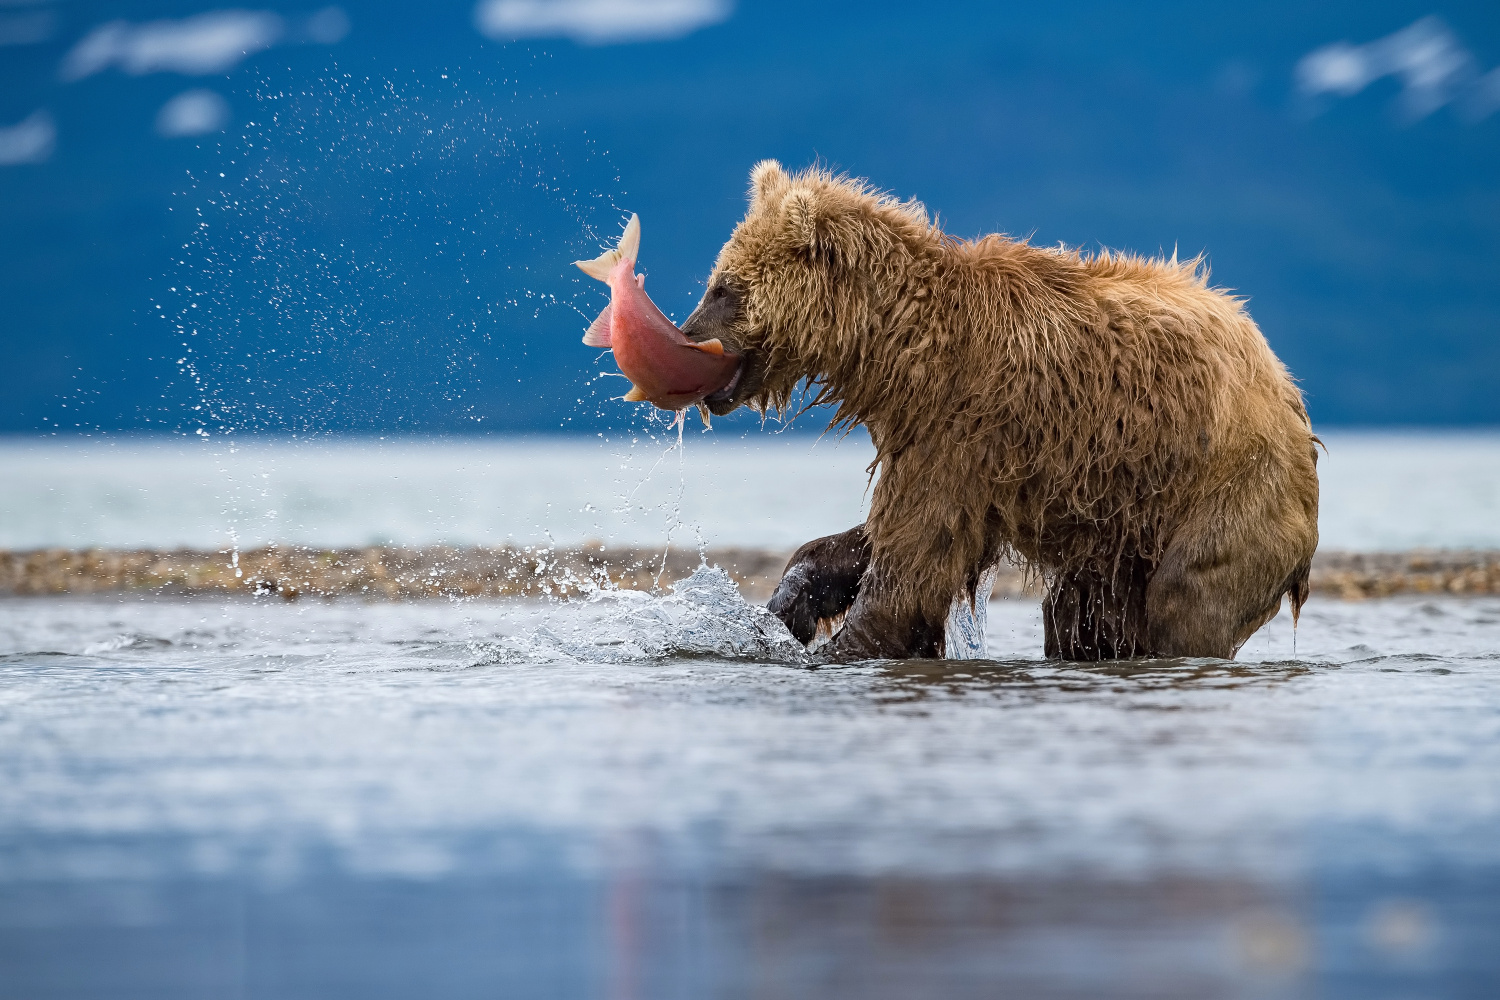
[710,285,726,300]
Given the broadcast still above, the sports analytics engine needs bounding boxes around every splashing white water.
[487,560,1001,665]
[483,564,808,665]
[945,564,1000,659]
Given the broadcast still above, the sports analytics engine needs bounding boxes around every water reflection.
[4,864,1493,999]
[863,655,1315,703]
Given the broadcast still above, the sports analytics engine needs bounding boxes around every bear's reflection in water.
[867,655,1314,700]
[9,864,1486,1000]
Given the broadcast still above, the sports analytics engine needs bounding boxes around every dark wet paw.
[767,527,871,646]
[768,566,820,645]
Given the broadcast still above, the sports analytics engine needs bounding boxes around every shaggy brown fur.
[683,161,1320,660]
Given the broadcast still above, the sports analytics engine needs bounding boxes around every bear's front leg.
[821,565,945,661]
[768,525,871,644]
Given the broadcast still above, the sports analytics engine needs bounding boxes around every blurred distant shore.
[2,547,1498,603]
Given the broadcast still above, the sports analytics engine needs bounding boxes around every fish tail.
[573,213,640,282]
[618,213,639,266]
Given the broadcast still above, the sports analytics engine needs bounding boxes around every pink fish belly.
[609,277,738,411]
[614,334,739,411]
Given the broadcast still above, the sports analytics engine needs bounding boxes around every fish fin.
[622,386,648,402]
[573,212,641,282]
[636,273,645,288]
[685,338,726,356]
[574,250,618,282]
[696,403,712,428]
[618,213,640,267]
[581,304,612,347]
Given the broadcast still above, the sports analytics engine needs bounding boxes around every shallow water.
[2,576,1497,998]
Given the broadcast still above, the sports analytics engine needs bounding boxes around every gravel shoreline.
[3,546,1499,603]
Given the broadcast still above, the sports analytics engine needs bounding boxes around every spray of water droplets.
[158,63,626,439]
[478,564,809,664]
[143,61,731,581]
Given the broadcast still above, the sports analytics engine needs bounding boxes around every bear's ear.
[749,159,789,210]
[783,185,825,255]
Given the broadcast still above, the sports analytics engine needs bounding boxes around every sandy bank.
[3,546,1499,603]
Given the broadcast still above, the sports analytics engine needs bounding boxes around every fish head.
[615,273,742,412]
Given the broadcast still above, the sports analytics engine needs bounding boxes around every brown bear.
[683,161,1320,661]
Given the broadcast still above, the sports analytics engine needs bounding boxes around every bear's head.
[683,161,937,417]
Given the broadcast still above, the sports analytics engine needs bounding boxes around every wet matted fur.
[685,161,1319,659]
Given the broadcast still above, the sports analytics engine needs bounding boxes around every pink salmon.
[575,215,740,412]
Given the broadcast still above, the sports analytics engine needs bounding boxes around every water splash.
[483,564,808,665]
[944,564,1001,659]
[159,64,623,439]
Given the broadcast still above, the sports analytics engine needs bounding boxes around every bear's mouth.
[681,277,753,415]
[704,361,742,405]
[703,349,764,416]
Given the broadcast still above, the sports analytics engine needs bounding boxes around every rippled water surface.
[2,575,1498,998]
